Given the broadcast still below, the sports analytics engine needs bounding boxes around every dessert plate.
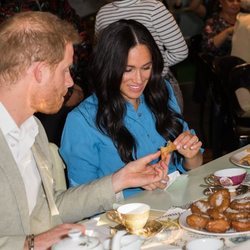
[230,148,250,168]
[179,210,250,236]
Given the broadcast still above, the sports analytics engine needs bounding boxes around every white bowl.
[186,238,224,250]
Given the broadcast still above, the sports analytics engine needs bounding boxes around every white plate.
[179,210,250,236]
[229,148,250,169]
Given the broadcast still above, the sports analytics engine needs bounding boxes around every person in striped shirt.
[95,0,189,112]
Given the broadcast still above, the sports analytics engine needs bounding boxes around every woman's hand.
[174,130,201,158]
[174,130,203,170]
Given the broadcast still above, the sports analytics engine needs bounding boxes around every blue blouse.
[60,81,192,198]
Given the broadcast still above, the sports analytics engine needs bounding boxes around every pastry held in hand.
[160,141,176,160]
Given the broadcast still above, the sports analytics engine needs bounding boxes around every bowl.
[214,168,247,187]
[186,238,224,250]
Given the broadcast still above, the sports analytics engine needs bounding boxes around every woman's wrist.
[184,152,203,170]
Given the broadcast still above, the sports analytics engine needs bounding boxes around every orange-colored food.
[206,219,230,233]
[190,200,210,215]
[160,141,176,160]
[230,197,250,211]
[187,188,250,233]
[186,214,209,229]
[207,208,227,220]
[208,189,230,212]
[231,219,250,232]
[224,208,250,220]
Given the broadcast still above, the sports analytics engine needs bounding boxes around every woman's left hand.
[174,130,202,159]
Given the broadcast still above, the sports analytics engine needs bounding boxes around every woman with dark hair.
[60,20,203,198]
[201,0,241,57]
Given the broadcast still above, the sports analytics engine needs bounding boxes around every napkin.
[80,218,111,242]
[164,171,180,190]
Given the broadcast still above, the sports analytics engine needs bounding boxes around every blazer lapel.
[0,129,30,233]
[32,141,59,216]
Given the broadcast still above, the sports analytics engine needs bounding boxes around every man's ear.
[28,62,48,83]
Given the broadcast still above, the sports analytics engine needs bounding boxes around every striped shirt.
[95,0,188,75]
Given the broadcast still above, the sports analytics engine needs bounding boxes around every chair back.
[208,56,247,156]
[228,63,250,147]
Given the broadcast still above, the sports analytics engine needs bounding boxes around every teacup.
[186,238,224,250]
[205,168,247,188]
[214,168,247,187]
[117,203,150,233]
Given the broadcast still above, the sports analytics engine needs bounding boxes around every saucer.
[110,220,163,238]
[106,210,164,237]
[203,184,249,196]
[106,209,122,224]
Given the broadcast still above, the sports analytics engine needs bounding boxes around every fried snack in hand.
[160,141,176,161]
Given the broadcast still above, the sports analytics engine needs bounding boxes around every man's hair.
[0,11,80,85]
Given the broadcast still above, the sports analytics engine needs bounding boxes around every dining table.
[84,145,250,250]
[122,145,249,207]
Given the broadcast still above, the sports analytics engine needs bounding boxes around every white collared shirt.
[0,103,41,214]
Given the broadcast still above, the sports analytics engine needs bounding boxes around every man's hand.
[24,223,85,250]
[112,151,170,193]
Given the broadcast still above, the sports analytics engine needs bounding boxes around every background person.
[0,11,169,249]
[201,0,240,57]
[60,19,203,199]
[231,0,250,62]
[95,0,189,112]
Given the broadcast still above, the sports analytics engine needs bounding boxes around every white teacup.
[186,238,224,250]
[117,203,150,232]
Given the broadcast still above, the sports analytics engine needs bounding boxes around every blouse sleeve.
[151,2,188,66]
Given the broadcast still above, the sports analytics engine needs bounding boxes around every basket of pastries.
[186,189,250,233]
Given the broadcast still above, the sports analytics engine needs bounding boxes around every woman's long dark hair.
[89,19,183,163]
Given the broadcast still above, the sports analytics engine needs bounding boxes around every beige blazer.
[0,118,116,250]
